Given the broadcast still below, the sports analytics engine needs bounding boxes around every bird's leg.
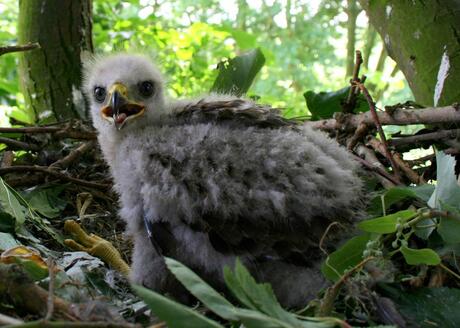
[63,220,130,277]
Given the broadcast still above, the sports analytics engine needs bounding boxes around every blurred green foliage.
[0,0,412,124]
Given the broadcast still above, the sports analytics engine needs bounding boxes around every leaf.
[164,257,239,321]
[0,232,19,251]
[380,286,460,328]
[400,246,441,266]
[0,211,16,233]
[358,210,417,234]
[132,284,224,328]
[0,245,49,280]
[0,177,26,230]
[211,48,265,97]
[321,234,370,281]
[223,259,301,326]
[437,203,460,244]
[21,185,67,218]
[428,151,460,210]
[304,87,369,121]
[367,185,434,216]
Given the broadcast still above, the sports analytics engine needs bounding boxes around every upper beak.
[101,83,145,130]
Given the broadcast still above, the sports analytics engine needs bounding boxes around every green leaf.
[304,87,369,121]
[21,185,67,218]
[400,246,441,265]
[0,232,19,250]
[380,286,460,328]
[164,257,239,321]
[0,211,16,233]
[0,177,26,230]
[358,210,417,234]
[428,151,460,210]
[211,48,265,97]
[321,234,370,281]
[437,203,460,244]
[223,259,301,326]
[132,284,224,328]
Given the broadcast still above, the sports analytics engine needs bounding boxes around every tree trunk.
[359,0,460,107]
[18,0,93,123]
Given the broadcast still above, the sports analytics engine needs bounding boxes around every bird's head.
[83,53,166,132]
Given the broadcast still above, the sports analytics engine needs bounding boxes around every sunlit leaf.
[211,48,265,97]
[400,246,441,266]
[0,177,26,230]
[358,210,417,234]
[428,151,460,210]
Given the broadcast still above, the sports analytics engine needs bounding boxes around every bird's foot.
[64,220,130,277]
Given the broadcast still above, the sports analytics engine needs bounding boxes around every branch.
[0,42,40,56]
[390,129,460,148]
[308,105,460,131]
[0,137,40,151]
[49,141,96,169]
[0,166,110,190]
[0,125,96,140]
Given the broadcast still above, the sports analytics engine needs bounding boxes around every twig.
[0,126,96,140]
[347,122,368,150]
[0,165,110,190]
[0,42,40,56]
[439,263,460,281]
[354,82,400,179]
[353,145,400,187]
[0,137,40,151]
[343,50,363,113]
[1,151,14,168]
[367,137,425,184]
[308,105,460,131]
[45,259,56,321]
[319,222,342,256]
[390,129,460,148]
[49,141,96,169]
[317,257,375,317]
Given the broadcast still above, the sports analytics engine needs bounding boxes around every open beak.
[101,83,145,130]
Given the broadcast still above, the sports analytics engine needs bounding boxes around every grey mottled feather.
[83,53,364,308]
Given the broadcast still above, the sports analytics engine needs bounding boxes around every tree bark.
[359,0,460,107]
[18,0,93,123]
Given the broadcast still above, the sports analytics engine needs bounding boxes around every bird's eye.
[138,81,155,97]
[93,86,106,103]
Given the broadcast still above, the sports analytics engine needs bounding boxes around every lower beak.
[101,83,145,130]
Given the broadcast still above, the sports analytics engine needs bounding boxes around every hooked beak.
[101,83,145,130]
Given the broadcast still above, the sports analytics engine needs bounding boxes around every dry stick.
[1,151,14,168]
[347,121,368,151]
[0,165,109,190]
[308,105,460,131]
[354,82,400,180]
[0,42,40,56]
[390,128,460,148]
[0,126,97,140]
[0,137,40,151]
[49,141,96,169]
[367,137,425,184]
[343,50,363,113]
[354,144,400,188]
[317,257,375,317]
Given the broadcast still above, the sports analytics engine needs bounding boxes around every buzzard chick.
[83,53,364,308]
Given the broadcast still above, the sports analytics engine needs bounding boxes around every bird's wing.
[169,98,297,129]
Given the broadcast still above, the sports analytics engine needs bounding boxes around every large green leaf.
[164,257,239,321]
[223,259,301,326]
[304,87,369,121]
[380,286,460,328]
[211,48,265,97]
[437,203,460,244]
[132,285,224,328]
[0,177,26,230]
[400,246,441,266]
[358,210,417,234]
[0,232,19,250]
[321,234,370,281]
[21,185,67,218]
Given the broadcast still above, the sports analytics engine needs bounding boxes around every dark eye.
[93,86,106,103]
[138,81,154,97]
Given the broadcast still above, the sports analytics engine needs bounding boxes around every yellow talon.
[64,220,130,277]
